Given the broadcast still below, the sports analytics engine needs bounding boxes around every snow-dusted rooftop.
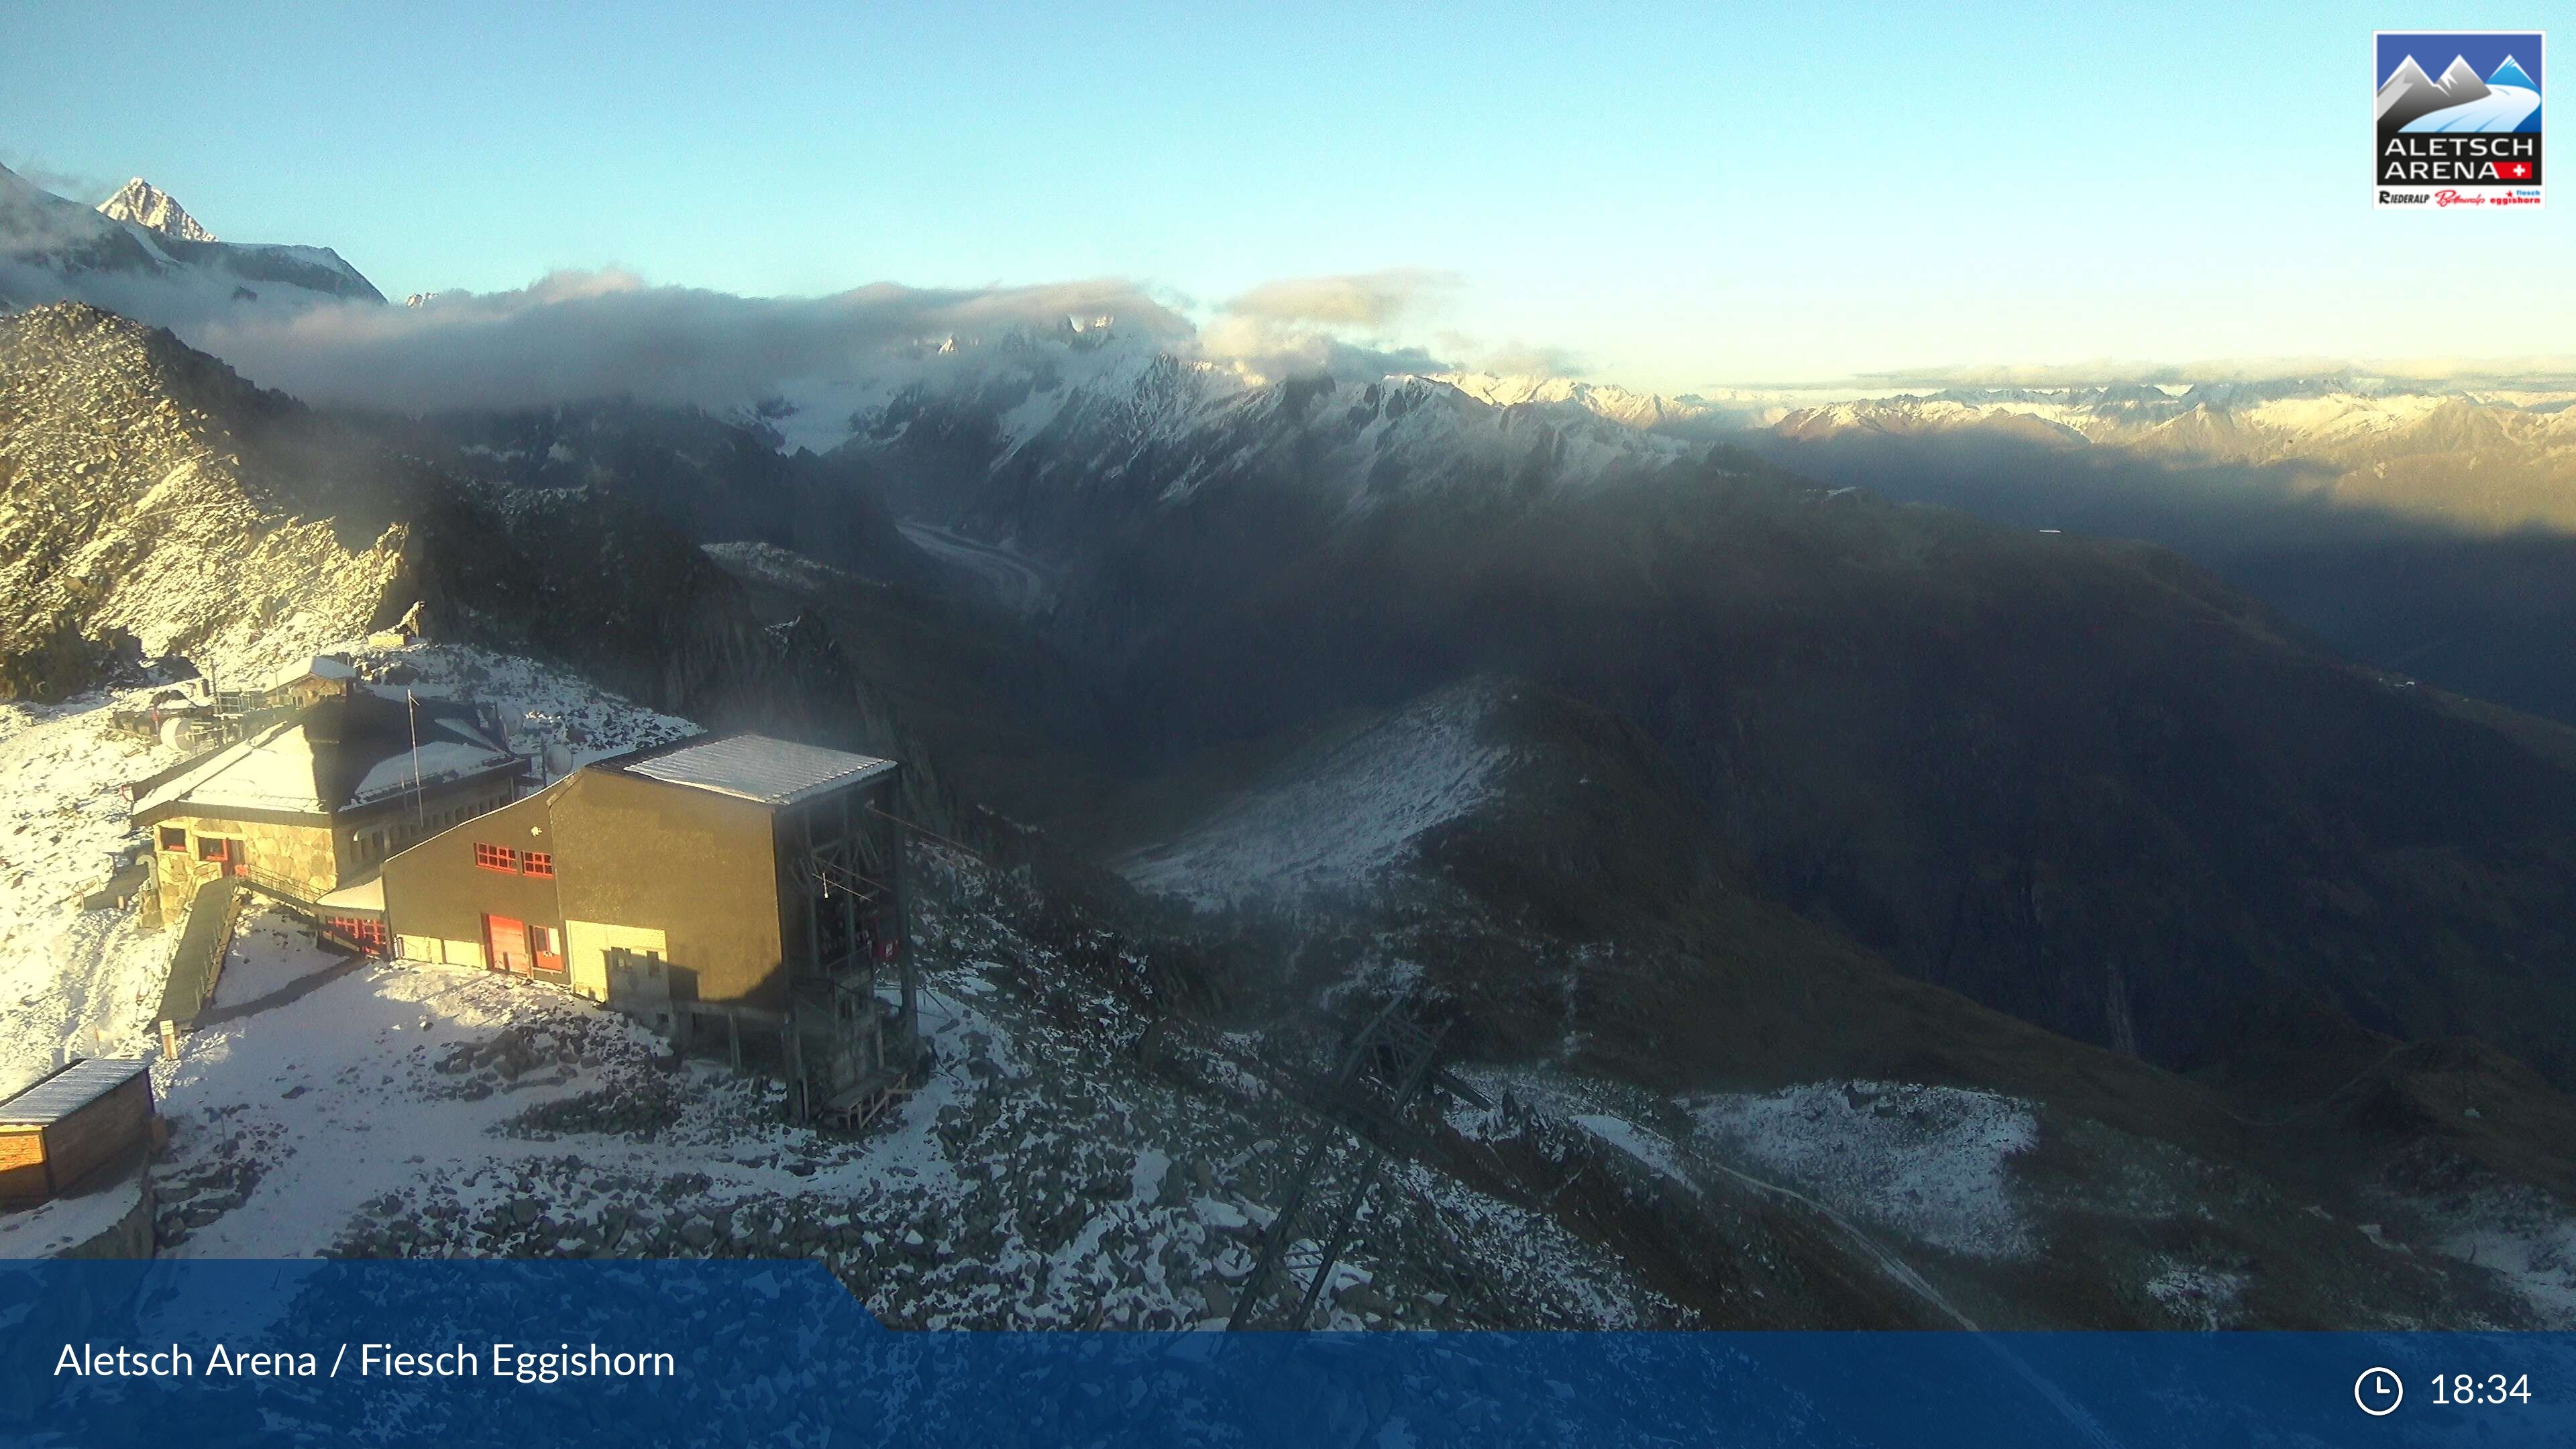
[0,1057,148,1126]
[315,875,385,913]
[132,720,332,815]
[131,692,515,820]
[619,734,894,807]
[266,655,357,692]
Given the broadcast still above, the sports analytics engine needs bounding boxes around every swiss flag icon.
[2497,160,2535,180]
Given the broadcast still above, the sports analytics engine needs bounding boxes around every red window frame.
[197,837,231,863]
[474,842,519,873]
[159,826,188,852]
[325,916,389,954]
[523,851,553,879]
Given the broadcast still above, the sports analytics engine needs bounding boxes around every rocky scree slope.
[0,303,409,696]
[0,305,964,827]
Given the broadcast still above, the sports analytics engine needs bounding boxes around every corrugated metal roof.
[0,1059,148,1127]
[621,735,896,807]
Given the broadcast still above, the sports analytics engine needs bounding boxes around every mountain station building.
[127,687,524,946]
[377,733,920,1125]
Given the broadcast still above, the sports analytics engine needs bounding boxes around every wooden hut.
[0,1060,156,1205]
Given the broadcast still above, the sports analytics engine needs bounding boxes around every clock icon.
[2356,1366,2405,1416]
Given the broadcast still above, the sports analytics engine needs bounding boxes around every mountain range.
[9,170,2576,1326]
[0,163,382,313]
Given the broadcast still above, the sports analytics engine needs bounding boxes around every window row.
[474,842,553,878]
[159,826,239,863]
[323,915,390,953]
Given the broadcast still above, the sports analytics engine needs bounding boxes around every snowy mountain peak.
[95,177,217,242]
[2491,56,2537,89]
[2383,54,2432,89]
[1427,372,1725,431]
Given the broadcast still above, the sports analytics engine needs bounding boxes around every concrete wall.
[551,770,786,1008]
[381,784,565,979]
[378,763,888,1009]
[398,936,494,970]
[562,920,669,1000]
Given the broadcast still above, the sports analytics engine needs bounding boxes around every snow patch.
[0,691,184,1095]
[1118,683,1512,911]
[1572,1114,1691,1186]
[207,906,345,1010]
[1688,1081,2039,1260]
[2144,1261,2247,1330]
[2422,1189,2576,1328]
[0,1168,144,1259]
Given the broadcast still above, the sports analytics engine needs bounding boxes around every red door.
[485,914,531,974]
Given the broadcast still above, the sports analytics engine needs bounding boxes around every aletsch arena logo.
[2375,31,2544,208]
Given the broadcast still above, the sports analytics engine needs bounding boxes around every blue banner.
[5,1260,2572,1446]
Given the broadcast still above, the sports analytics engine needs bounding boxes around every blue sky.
[5,1,2566,392]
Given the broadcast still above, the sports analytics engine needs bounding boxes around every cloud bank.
[1852,356,2576,391]
[1221,268,1458,329]
[176,269,1197,413]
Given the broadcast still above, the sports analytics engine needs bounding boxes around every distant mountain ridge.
[0,163,383,310]
[1766,384,2576,533]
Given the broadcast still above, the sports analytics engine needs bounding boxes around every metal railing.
[156,878,244,1030]
[229,865,382,957]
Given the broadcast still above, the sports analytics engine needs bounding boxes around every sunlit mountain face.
[7,141,2576,1340]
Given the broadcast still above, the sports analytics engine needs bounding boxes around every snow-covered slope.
[1764,379,2576,534]
[0,621,1690,1324]
[1690,1081,2040,1260]
[0,303,410,688]
[1,164,382,310]
[0,693,181,1095]
[839,331,1709,578]
[134,871,1680,1329]
[1771,380,2576,457]
[1119,682,1514,911]
[96,178,217,243]
[1,639,1678,1326]
[0,643,693,1095]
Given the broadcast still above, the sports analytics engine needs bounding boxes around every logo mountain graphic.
[2379,54,2491,133]
[2379,48,2542,137]
[2375,54,2436,122]
[2490,55,2538,91]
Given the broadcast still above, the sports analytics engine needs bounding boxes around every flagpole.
[408,690,423,826]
